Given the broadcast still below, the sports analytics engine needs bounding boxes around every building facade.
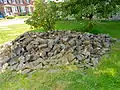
[0,0,34,16]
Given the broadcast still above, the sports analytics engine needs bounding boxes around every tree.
[61,0,120,31]
[26,0,57,31]
[62,0,120,20]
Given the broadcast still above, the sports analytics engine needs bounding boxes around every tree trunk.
[85,14,94,32]
[89,13,93,20]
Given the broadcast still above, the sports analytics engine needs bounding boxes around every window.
[0,0,4,3]
[15,6,18,12]
[16,0,19,4]
[12,0,16,4]
[20,6,26,12]
[8,0,12,4]
[20,0,23,4]
[4,0,7,4]
[26,0,30,4]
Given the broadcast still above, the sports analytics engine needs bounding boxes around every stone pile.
[0,31,113,74]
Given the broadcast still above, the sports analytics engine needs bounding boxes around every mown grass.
[33,20,120,39]
[0,20,120,90]
[0,24,30,44]
[15,16,31,19]
[93,21,120,38]
[55,20,85,30]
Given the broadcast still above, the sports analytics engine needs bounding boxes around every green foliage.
[19,13,26,16]
[6,16,15,19]
[62,0,120,20]
[26,13,32,16]
[26,0,57,31]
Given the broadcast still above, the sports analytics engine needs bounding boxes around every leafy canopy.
[62,0,120,20]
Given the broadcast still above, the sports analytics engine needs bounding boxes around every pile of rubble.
[0,31,113,74]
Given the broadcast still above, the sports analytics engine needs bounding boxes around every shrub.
[19,13,26,16]
[26,0,57,31]
[27,13,32,16]
[6,16,15,19]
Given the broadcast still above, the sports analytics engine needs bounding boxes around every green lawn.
[0,24,30,44]
[93,21,120,38]
[33,20,120,39]
[15,16,31,19]
[0,20,120,90]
